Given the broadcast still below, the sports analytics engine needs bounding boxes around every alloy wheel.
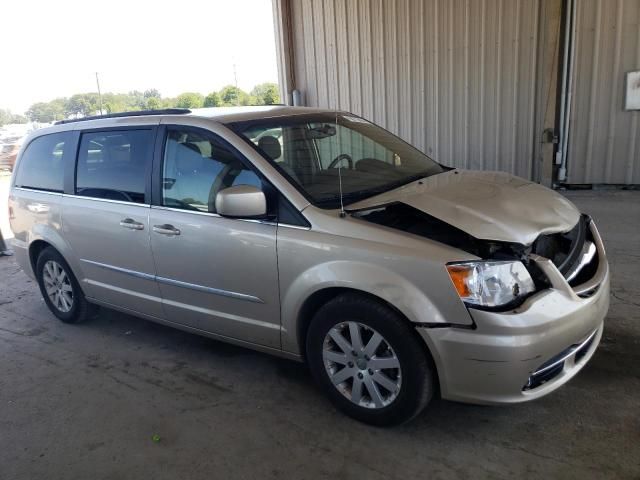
[42,260,74,313]
[322,321,402,409]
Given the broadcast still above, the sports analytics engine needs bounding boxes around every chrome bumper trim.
[531,327,598,376]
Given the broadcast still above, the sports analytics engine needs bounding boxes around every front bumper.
[419,220,610,404]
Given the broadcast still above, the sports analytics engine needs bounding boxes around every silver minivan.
[8,107,609,425]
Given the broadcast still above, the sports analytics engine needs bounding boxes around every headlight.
[446,261,536,308]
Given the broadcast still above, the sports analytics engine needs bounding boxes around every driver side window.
[162,129,261,213]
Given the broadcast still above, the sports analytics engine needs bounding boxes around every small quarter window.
[15,132,69,192]
[162,129,261,213]
[76,129,153,204]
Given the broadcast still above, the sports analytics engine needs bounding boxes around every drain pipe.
[558,0,577,182]
[555,0,572,171]
[292,89,303,106]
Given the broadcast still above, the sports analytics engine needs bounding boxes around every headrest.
[258,135,281,161]
[176,141,203,172]
[182,142,202,155]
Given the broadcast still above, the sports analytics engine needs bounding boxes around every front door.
[149,126,281,348]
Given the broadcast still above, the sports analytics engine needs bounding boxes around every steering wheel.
[328,153,354,170]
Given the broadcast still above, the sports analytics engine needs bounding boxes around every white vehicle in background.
[0,124,47,171]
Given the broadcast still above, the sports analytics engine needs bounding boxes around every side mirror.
[215,185,267,219]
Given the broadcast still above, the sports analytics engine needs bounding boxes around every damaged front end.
[352,202,600,310]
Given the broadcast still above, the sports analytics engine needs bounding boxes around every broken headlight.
[446,261,536,308]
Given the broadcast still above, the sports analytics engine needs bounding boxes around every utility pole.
[95,72,104,115]
[233,63,239,106]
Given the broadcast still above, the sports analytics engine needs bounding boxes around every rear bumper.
[419,220,610,404]
[11,239,34,279]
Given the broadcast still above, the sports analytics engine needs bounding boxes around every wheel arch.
[281,260,459,353]
[296,287,404,359]
[28,239,52,274]
[28,237,85,295]
[296,286,441,397]
[297,287,436,368]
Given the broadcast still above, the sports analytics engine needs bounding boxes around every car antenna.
[336,108,346,218]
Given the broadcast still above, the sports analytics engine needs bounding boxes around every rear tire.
[35,247,91,324]
[306,293,434,426]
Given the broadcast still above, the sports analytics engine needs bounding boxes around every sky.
[0,0,279,114]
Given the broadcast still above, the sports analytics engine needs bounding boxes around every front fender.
[280,260,467,355]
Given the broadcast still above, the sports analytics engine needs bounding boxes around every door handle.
[153,224,181,236]
[120,218,145,230]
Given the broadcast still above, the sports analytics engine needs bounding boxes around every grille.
[532,215,599,288]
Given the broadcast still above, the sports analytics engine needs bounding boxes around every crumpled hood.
[347,170,580,245]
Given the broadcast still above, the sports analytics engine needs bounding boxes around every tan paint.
[9,107,610,405]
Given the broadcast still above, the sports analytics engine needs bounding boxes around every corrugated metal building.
[272,0,640,186]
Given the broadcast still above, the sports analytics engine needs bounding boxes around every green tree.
[126,90,146,110]
[160,97,178,108]
[175,92,204,108]
[0,109,13,126]
[251,83,280,105]
[67,93,101,117]
[219,85,252,106]
[203,91,221,107]
[26,99,67,123]
[146,97,162,110]
[143,89,161,100]
[101,92,128,114]
[11,113,27,124]
[0,109,27,125]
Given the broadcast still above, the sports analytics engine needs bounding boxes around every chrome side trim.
[81,259,155,281]
[62,194,150,208]
[151,205,308,229]
[80,258,263,303]
[152,205,222,218]
[15,188,154,210]
[14,187,63,196]
[278,223,311,231]
[156,276,264,303]
[84,279,163,303]
[532,328,598,376]
[161,298,277,329]
[152,205,275,225]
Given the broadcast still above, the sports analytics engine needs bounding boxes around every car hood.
[346,170,580,245]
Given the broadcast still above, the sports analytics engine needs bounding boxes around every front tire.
[36,247,91,324]
[306,293,434,426]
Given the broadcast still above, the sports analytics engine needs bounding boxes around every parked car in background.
[0,141,21,171]
[8,107,609,426]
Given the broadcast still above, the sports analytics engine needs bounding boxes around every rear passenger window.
[15,132,69,192]
[76,130,153,204]
[162,129,261,213]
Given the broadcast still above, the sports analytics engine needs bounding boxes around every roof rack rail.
[55,108,191,125]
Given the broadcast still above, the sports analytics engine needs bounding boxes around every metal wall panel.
[286,0,541,179]
[568,0,640,184]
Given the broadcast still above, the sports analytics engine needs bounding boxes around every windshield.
[230,113,444,208]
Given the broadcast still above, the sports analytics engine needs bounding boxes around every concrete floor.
[0,178,638,479]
